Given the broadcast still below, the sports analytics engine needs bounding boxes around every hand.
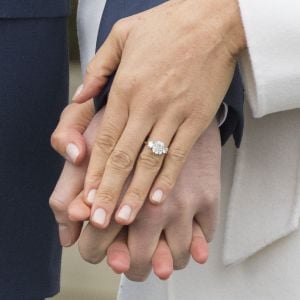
[49,102,219,281]
[72,120,221,281]
[72,0,245,229]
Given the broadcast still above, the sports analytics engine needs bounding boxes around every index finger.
[49,160,86,246]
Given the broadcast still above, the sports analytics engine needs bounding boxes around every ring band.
[145,140,168,155]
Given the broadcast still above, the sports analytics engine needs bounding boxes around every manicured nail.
[92,208,106,225]
[152,189,163,203]
[59,225,72,246]
[87,189,96,204]
[72,84,83,101]
[66,143,79,163]
[117,205,132,221]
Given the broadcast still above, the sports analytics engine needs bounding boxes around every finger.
[51,101,95,164]
[125,208,162,282]
[107,228,130,274]
[78,221,123,264]
[165,215,193,270]
[190,221,209,264]
[49,161,86,247]
[152,235,173,280]
[194,198,219,243]
[115,114,181,225]
[83,100,128,207]
[68,191,91,222]
[72,19,132,103]
[150,121,200,206]
[89,117,153,229]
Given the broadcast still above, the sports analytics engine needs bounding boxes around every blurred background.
[53,2,121,299]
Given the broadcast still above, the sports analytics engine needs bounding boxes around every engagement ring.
[145,140,168,156]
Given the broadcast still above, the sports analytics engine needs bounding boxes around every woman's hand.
[72,0,245,228]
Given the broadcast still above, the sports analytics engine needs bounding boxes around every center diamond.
[148,141,168,155]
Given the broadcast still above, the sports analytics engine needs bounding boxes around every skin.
[50,0,245,281]
[72,0,246,230]
[50,102,221,281]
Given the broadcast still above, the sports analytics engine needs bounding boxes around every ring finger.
[115,113,181,224]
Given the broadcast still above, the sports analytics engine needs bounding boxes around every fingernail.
[117,205,132,221]
[66,143,80,163]
[152,189,163,203]
[72,84,83,101]
[59,225,72,246]
[87,189,96,204]
[92,208,106,225]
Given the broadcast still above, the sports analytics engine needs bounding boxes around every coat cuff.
[238,0,300,118]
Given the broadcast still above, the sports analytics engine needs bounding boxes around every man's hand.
[72,0,245,229]
[75,119,220,281]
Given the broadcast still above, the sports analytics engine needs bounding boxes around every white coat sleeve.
[238,0,300,118]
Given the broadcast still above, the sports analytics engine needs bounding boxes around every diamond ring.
[145,140,168,156]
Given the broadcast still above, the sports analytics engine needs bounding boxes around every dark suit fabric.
[0,16,68,299]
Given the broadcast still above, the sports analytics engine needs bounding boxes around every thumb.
[72,18,131,103]
[51,100,95,164]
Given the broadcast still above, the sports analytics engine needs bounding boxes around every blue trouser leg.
[0,17,68,299]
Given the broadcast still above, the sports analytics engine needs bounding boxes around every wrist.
[220,0,247,57]
[181,0,246,57]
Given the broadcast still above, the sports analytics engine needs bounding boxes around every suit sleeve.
[238,0,300,118]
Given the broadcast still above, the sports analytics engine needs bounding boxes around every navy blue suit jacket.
[94,0,244,147]
[0,2,69,299]
[0,0,69,18]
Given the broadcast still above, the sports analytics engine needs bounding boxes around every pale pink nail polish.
[72,84,83,100]
[92,208,106,225]
[66,143,79,163]
[87,189,96,204]
[117,205,132,221]
[152,189,163,203]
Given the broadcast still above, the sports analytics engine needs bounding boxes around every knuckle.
[114,77,128,94]
[111,18,129,37]
[173,196,190,212]
[139,151,162,170]
[94,132,116,156]
[108,150,133,171]
[86,171,104,187]
[85,62,100,81]
[127,74,140,91]
[97,187,116,205]
[50,130,62,150]
[113,73,140,97]
[49,193,68,216]
[168,146,188,164]
[201,190,219,210]
[60,103,73,117]
[126,188,143,204]
[158,173,175,190]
